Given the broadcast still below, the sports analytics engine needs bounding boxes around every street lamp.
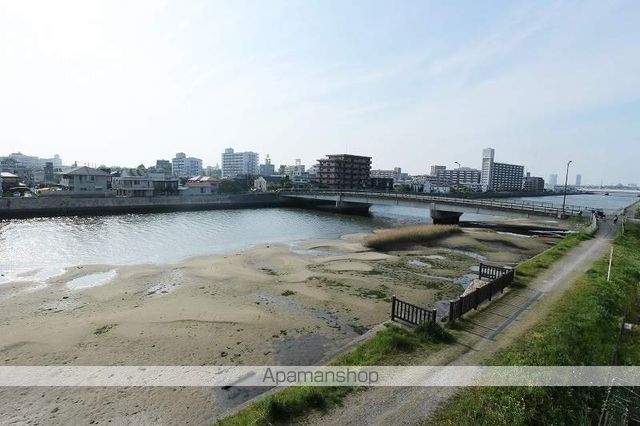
[562,160,573,217]
[454,162,461,192]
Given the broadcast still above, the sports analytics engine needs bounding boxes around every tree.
[219,179,243,194]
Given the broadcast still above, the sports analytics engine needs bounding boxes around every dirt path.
[302,220,618,426]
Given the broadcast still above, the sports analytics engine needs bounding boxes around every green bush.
[415,321,455,344]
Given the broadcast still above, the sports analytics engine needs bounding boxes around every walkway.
[302,220,617,426]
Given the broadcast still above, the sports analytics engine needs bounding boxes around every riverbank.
[0,193,284,219]
[427,222,639,425]
[0,224,560,424]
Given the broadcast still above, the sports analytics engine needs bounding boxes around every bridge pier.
[430,209,463,225]
[335,200,371,215]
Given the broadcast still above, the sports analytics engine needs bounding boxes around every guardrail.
[280,190,590,217]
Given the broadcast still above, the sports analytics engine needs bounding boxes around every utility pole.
[454,161,461,194]
[562,160,572,217]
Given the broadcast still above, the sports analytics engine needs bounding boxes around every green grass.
[219,323,454,426]
[512,231,592,288]
[427,223,640,426]
[365,225,462,250]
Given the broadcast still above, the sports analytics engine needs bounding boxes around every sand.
[0,226,557,424]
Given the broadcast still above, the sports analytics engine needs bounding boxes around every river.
[0,193,636,283]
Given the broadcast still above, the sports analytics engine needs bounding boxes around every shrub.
[365,225,461,250]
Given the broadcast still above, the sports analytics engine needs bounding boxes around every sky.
[0,0,639,184]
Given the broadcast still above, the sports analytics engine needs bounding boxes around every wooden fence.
[478,263,510,280]
[391,296,437,326]
[448,267,515,322]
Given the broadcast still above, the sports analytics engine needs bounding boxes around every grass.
[219,323,454,426]
[355,286,389,300]
[512,231,592,288]
[427,223,640,426]
[221,220,602,425]
[365,225,462,250]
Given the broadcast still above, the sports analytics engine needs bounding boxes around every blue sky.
[0,0,638,184]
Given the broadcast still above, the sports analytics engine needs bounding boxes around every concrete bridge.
[279,190,591,224]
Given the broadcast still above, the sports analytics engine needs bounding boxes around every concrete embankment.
[0,193,286,219]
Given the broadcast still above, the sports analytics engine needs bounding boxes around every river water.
[0,194,636,282]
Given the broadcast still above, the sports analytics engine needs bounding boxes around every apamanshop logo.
[262,367,379,386]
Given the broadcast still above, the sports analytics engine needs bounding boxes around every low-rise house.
[184,176,220,195]
[254,176,267,192]
[112,169,154,197]
[59,166,109,195]
[0,172,21,196]
[148,173,179,196]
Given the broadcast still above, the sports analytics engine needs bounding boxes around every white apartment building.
[172,152,203,178]
[221,148,259,178]
[480,147,525,192]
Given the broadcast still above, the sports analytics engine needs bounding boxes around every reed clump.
[364,225,461,250]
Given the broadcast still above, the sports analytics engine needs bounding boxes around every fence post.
[458,296,464,318]
[474,288,479,310]
[432,309,437,323]
[607,247,614,282]
[479,263,484,279]
[488,280,493,301]
[448,301,454,322]
[391,295,396,321]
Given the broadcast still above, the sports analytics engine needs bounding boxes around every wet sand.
[0,226,558,424]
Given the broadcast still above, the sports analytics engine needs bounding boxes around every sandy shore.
[0,226,559,424]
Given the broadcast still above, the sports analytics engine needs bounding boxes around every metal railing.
[279,189,591,217]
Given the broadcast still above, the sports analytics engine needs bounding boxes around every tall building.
[317,154,371,190]
[549,174,558,191]
[371,167,402,182]
[523,173,545,192]
[283,159,306,176]
[172,152,203,178]
[480,148,495,190]
[435,167,481,185]
[430,165,446,177]
[259,155,275,176]
[575,174,582,186]
[480,148,524,192]
[221,148,259,178]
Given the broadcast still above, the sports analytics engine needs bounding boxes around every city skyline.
[1,0,638,183]
[0,147,613,187]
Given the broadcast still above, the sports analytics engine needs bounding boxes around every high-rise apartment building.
[317,154,371,190]
[370,167,402,182]
[575,174,582,186]
[430,165,446,177]
[480,148,524,192]
[437,168,481,185]
[172,152,203,177]
[221,148,259,178]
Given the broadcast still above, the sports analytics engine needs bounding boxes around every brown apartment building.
[317,154,372,190]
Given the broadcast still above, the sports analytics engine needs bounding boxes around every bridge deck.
[280,190,598,219]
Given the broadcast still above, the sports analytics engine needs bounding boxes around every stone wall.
[0,193,284,219]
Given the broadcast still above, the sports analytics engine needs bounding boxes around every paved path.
[303,220,617,426]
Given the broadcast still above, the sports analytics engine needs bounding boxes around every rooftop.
[63,166,109,176]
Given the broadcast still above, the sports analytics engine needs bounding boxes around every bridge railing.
[279,190,590,217]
